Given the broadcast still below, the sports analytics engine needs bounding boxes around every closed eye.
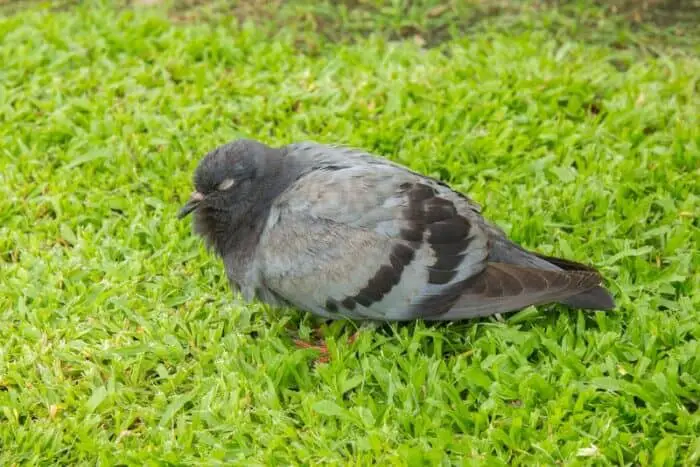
[217,178,235,190]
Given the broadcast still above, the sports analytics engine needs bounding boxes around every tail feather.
[483,235,615,312]
[437,262,606,321]
[531,252,600,273]
[560,286,615,310]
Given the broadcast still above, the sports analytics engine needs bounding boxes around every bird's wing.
[254,161,489,320]
[284,142,485,209]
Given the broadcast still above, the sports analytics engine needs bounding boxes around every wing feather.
[255,149,489,320]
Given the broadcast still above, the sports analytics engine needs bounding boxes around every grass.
[0,0,698,464]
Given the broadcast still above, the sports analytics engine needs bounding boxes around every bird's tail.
[437,262,609,321]
[558,285,615,309]
[529,253,614,309]
[486,236,615,311]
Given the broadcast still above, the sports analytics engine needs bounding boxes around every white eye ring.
[217,178,235,190]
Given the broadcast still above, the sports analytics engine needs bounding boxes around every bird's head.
[178,138,283,255]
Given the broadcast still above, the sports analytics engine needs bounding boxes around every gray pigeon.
[178,139,614,321]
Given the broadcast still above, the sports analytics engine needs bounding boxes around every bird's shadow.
[272,303,610,359]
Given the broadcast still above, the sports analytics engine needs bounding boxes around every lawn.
[0,0,698,464]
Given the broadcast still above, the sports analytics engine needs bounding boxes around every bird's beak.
[177,191,204,219]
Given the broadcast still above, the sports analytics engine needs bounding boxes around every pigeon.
[178,139,614,324]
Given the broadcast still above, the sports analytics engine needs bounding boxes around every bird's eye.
[217,178,235,190]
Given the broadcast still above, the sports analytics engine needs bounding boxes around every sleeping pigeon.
[178,139,614,321]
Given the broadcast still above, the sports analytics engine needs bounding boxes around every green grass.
[1,0,698,464]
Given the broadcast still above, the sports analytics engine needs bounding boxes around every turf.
[0,0,698,464]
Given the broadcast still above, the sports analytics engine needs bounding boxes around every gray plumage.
[178,138,615,321]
